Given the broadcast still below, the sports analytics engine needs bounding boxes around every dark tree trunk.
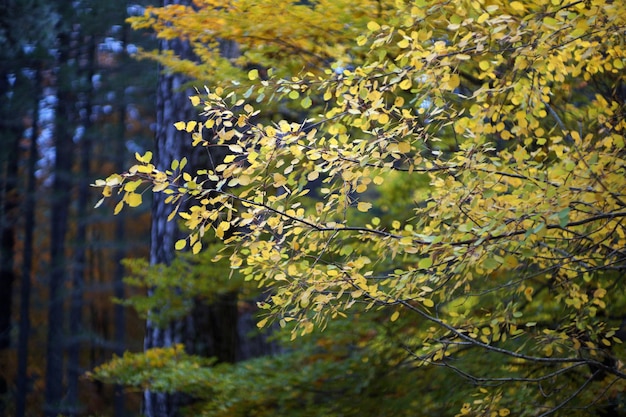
[144,74,193,417]
[144,6,281,417]
[44,30,76,417]
[143,2,197,416]
[66,34,97,417]
[0,69,22,417]
[113,14,131,416]
[15,67,41,417]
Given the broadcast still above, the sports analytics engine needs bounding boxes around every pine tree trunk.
[113,19,130,417]
[44,30,76,417]
[0,67,21,417]
[144,7,280,417]
[15,67,41,417]
[143,3,197,415]
[66,34,97,417]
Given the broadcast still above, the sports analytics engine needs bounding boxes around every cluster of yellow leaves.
[98,0,626,412]
[128,0,397,82]
[105,0,626,334]
[89,344,216,393]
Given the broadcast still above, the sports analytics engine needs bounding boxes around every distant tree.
[142,0,199,414]
[44,18,77,417]
[0,1,56,415]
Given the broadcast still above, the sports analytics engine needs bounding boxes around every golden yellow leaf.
[125,192,142,207]
[113,200,124,215]
[248,69,259,80]
[510,1,525,12]
[367,21,380,31]
[390,311,400,322]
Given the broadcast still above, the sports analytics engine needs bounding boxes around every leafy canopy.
[126,0,396,81]
[95,0,626,415]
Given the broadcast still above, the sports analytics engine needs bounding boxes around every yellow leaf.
[185,121,197,132]
[189,95,200,106]
[174,121,186,131]
[594,288,607,298]
[390,311,400,322]
[113,200,124,215]
[423,298,434,307]
[509,1,525,12]
[397,142,411,153]
[357,202,372,212]
[175,239,186,250]
[238,175,251,186]
[367,21,380,31]
[445,74,460,90]
[216,221,230,239]
[153,181,169,192]
[248,68,259,80]
[192,241,202,254]
[228,144,243,153]
[124,179,142,192]
[125,192,142,207]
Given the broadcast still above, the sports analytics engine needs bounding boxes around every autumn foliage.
[95,0,626,415]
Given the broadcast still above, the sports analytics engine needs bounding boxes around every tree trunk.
[144,7,281,417]
[113,24,129,417]
[66,34,97,417]
[0,67,22,417]
[15,66,41,417]
[143,2,197,416]
[44,29,76,417]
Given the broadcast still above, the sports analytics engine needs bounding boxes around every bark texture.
[143,3,197,414]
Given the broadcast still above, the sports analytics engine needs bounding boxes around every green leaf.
[558,208,570,228]
[301,96,312,109]
[418,257,433,269]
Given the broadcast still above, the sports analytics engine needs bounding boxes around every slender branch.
[222,188,626,247]
[398,299,584,364]
[542,99,626,208]
[440,359,588,384]
[537,371,599,417]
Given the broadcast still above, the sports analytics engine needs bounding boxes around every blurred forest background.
[2,1,286,415]
[0,1,156,415]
